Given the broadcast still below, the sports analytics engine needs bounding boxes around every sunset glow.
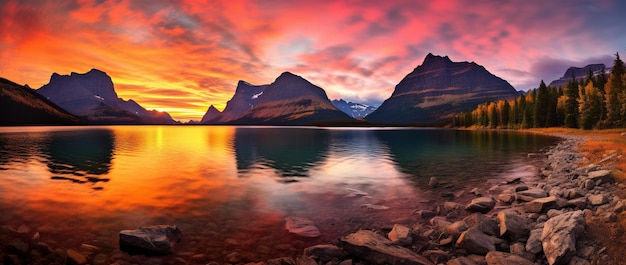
[2,0,625,121]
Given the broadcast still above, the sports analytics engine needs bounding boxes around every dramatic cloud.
[1,0,625,121]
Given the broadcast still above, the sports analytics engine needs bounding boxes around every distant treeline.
[454,53,626,130]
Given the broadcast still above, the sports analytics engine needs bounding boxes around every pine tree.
[534,81,549,127]
[605,52,626,127]
[564,77,579,128]
[579,82,602,130]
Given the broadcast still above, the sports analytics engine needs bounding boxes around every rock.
[541,210,585,265]
[446,256,478,265]
[415,210,437,219]
[588,194,608,206]
[588,170,614,185]
[517,188,548,201]
[583,179,595,190]
[429,177,440,188]
[525,228,543,254]
[5,239,28,256]
[463,213,499,236]
[266,257,297,265]
[423,250,450,264]
[465,197,495,213]
[509,242,526,254]
[303,244,347,262]
[297,256,318,265]
[361,203,390,210]
[525,196,559,213]
[564,189,584,199]
[54,248,67,264]
[444,201,463,211]
[514,185,529,192]
[567,197,588,209]
[430,217,453,232]
[497,192,516,204]
[456,228,496,255]
[497,212,529,241]
[484,251,533,265]
[119,225,182,255]
[93,253,109,265]
[285,217,321,237]
[507,177,522,184]
[388,224,412,245]
[340,230,434,265]
[31,232,40,247]
[568,256,591,265]
[471,188,482,196]
[447,221,468,236]
[67,249,88,265]
[614,200,626,213]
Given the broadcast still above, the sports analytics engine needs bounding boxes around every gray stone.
[588,194,608,206]
[464,213,499,236]
[497,212,529,241]
[497,192,516,204]
[588,170,614,185]
[567,197,588,209]
[456,228,496,255]
[484,251,533,265]
[517,188,548,200]
[340,230,434,265]
[509,242,526,254]
[525,228,543,254]
[304,244,347,262]
[415,210,437,219]
[541,210,585,265]
[525,196,559,213]
[430,216,453,232]
[119,225,182,255]
[285,217,320,237]
[465,197,496,213]
[388,224,412,245]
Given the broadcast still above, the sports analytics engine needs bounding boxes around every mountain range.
[331,99,377,119]
[366,53,520,125]
[37,69,176,124]
[201,72,354,125]
[548,64,607,88]
[5,52,603,126]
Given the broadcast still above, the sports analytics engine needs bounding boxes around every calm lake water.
[0,126,559,263]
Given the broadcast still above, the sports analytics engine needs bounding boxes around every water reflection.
[234,127,330,180]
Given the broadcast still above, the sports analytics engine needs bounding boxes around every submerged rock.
[119,225,181,256]
[285,217,321,238]
[340,230,434,265]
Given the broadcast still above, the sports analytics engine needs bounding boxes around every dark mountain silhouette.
[37,69,176,124]
[331,99,377,118]
[548,64,607,88]
[366,53,519,125]
[203,72,354,125]
[0,77,80,125]
[200,105,222,123]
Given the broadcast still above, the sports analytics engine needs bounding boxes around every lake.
[0,126,559,263]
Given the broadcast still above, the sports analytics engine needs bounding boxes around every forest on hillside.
[454,53,626,130]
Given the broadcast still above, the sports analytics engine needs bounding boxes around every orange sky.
[1,0,625,121]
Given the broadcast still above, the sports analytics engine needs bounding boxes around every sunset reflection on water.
[0,126,558,263]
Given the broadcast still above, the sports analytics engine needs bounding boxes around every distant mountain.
[331,99,377,118]
[202,72,354,125]
[37,69,176,124]
[548,64,607,88]
[0,77,80,125]
[366,53,519,125]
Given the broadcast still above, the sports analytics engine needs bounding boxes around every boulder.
[587,170,614,185]
[388,224,412,245]
[541,210,585,265]
[119,225,181,256]
[447,221,468,236]
[423,250,450,264]
[303,244,347,262]
[66,249,87,265]
[463,213,499,236]
[524,196,559,213]
[285,217,321,237]
[340,230,434,265]
[525,228,543,254]
[497,212,529,241]
[484,251,534,265]
[497,192,516,204]
[446,256,478,265]
[430,217,453,232]
[567,197,588,209]
[517,188,548,201]
[465,197,495,213]
[588,194,608,206]
[456,228,496,255]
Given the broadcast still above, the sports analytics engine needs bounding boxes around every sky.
[1,0,625,121]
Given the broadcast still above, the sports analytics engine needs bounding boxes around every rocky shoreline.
[1,135,622,265]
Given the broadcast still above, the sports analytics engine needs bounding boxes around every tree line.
[454,53,626,130]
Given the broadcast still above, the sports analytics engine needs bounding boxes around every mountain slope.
[331,99,377,118]
[548,64,607,88]
[366,53,519,125]
[203,72,354,125]
[37,69,176,124]
[0,77,80,125]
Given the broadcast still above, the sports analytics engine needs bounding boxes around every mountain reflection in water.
[0,126,559,263]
